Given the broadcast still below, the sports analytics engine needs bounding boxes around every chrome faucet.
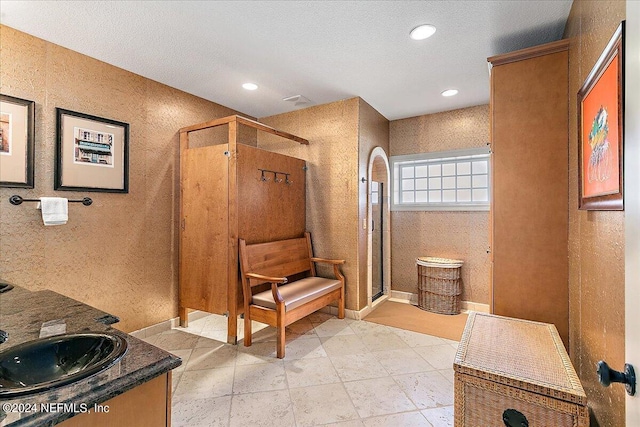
[0,329,7,343]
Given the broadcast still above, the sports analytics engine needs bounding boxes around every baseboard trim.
[130,310,210,339]
[462,301,490,313]
[390,290,419,305]
[132,303,373,338]
[129,294,490,339]
[318,294,392,320]
[319,305,367,320]
[389,291,490,313]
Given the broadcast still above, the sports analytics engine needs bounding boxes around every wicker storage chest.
[417,257,463,315]
[454,312,588,427]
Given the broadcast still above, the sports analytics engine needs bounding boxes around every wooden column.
[227,119,239,344]
[489,40,570,347]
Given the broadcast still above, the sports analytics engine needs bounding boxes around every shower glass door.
[371,181,383,301]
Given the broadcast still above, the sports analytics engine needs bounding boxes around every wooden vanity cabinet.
[59,373,171,427]
[488,40,570,346]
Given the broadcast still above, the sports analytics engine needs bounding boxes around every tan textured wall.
[357,99,390,310]
[389,105,490,304]
[564,2,626,426]
[0,26,254,332]
[258,99,361,310]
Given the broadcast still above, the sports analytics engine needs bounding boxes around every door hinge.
[181,218,185,230]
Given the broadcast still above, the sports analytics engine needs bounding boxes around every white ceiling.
[0,1,573,121]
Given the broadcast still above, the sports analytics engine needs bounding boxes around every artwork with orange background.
[581,54,620,198]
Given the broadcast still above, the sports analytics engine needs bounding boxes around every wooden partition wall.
[179,115,308,344]
[489,40,570,346]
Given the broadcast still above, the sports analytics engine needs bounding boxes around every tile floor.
[142,311,458,427]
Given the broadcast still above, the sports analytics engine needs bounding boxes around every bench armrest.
[311,257,345,285]
[245,272,287,307]
[311,257,345,265]
[245,272,288,284]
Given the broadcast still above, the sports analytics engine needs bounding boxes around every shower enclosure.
[366,147,391,311]
[371,180,384,301]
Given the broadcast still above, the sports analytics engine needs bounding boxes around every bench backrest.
[239,232,315,288]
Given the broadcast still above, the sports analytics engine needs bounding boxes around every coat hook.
[258,168,291,185]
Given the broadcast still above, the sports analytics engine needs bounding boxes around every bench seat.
[239,232,345,358]
[252,277,342,311]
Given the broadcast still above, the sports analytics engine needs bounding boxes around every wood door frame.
[626,1,640,423]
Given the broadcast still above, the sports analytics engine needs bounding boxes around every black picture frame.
[55,108,129,193]
[0,94,35,188]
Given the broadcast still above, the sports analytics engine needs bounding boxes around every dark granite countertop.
[0,285,181,426]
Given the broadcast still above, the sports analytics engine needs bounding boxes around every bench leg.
[276,327,285,358]
[244,312,252,347]
[276,312,286,359]
[338,289,345,319]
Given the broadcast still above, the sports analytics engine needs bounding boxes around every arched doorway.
[367,147,391,310]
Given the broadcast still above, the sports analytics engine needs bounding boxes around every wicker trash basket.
[417,257,463,315]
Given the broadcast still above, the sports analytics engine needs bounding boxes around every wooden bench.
[238,232,345,358]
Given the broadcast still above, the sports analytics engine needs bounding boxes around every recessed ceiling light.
[410,24,436,40]
[441,89,459,97]
[242,83,258,90]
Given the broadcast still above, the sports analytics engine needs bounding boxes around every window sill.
[391,204,489,212]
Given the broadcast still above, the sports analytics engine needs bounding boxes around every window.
[371,181,379,205]
[391,147,490,211]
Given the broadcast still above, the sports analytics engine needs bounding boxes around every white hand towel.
[38,197,68,226]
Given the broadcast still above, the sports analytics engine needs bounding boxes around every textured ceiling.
[0,1,572,120]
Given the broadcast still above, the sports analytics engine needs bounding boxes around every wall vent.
[282,95,311,106]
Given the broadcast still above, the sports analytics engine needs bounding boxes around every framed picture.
[55,108,129,193]
[0,94,35,188]
[578,22,624,210]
